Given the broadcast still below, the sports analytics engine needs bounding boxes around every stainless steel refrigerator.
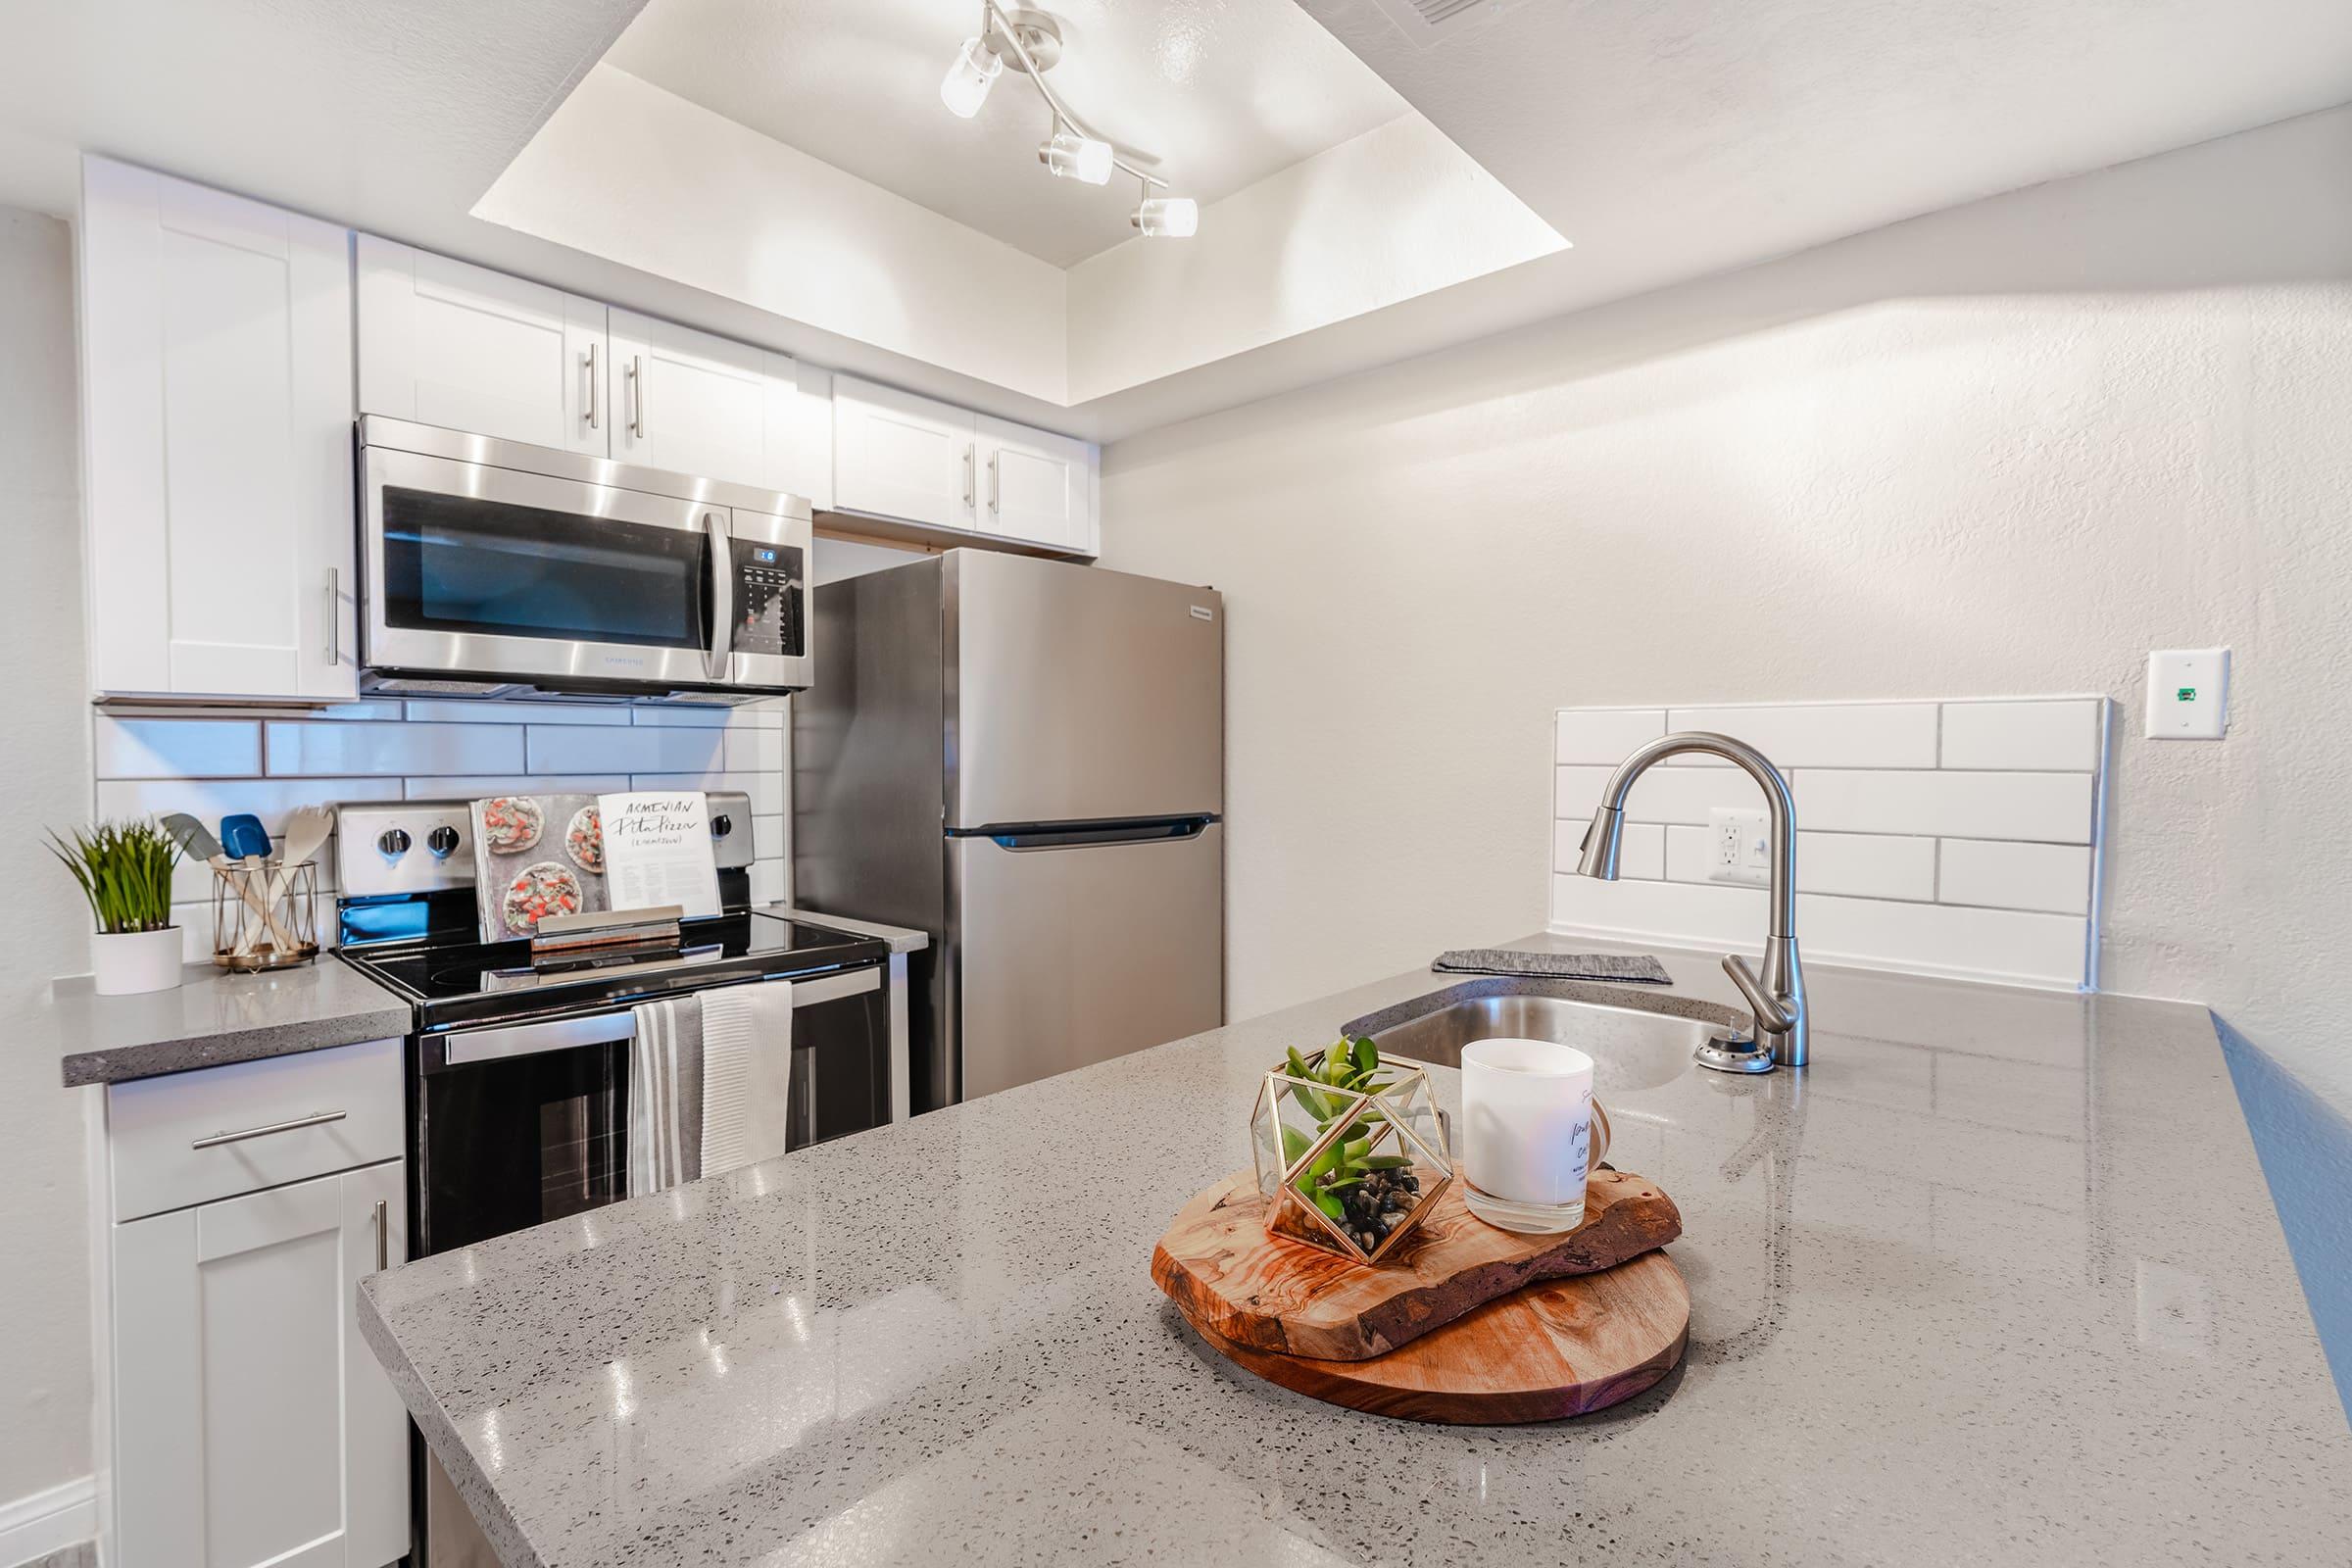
[794,549,1223,1110]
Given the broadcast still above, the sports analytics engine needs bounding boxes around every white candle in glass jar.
[1459,1038,1599,1233]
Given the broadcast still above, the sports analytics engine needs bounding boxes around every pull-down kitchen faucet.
[1576,732,1809,1070]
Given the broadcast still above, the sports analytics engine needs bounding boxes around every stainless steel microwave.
[357,416,813,702]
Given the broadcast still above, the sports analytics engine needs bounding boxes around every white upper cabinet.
[831,379,1099,555]
[357,234,607,455]
[80,157,358,703]
[978,416,1100,556]
[831,375,979,531]
[609,308,801,491]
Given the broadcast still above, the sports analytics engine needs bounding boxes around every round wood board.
[1181,1249,1690,1424]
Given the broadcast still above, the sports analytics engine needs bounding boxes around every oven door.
[362,443,735,692]
[413,967,890,1253]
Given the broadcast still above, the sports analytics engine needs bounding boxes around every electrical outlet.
[1708,808,1771,887]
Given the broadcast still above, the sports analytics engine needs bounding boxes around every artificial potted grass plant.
[51,820,182,995]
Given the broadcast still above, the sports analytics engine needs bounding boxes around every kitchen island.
[359,937,2352,1566]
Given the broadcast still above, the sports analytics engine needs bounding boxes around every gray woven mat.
[1432,949,1673,985]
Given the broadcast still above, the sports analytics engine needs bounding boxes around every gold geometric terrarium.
[1249,1037,1453,1265]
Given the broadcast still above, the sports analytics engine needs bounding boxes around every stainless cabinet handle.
[583,341,599,430]
[191,1107,347,1150]
[373,1198,389,1272]
[628,355,645,439]
[989,452,1000,514]
[323,567,338,665]
[963,443,975,509]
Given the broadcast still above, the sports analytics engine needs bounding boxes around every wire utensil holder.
[211,859,319,971]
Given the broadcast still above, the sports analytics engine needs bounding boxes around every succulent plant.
[1276,1038,1418,1226]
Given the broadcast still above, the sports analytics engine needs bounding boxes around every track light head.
[1132,196,1199,238]
[940,35,1003,118]
[1040,128,1114,185]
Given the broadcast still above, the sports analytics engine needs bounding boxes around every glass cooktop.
[340,911,889,1031]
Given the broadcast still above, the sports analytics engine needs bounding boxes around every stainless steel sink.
[1351,988,1741,1095]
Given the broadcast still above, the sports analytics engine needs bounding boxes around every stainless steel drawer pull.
[190,1108,348,1150]
[373,1198,390,1272]
[583,341,599,429]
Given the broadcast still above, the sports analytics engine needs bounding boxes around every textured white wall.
[1065,115,1566,403]
[476,66,1073,405]
[0,208,96,1501]
[1098,107,2352,1114]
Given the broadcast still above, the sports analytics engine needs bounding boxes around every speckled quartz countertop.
[40,957,412,1086]
[359,936,2352,1566]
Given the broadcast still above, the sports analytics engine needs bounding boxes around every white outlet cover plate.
[2145,648,2230,739]
[1708,807,1771,887]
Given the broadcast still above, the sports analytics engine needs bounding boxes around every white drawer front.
[108,1037,405,1222]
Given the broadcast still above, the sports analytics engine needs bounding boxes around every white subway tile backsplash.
[634,770,785,815]
[1793,769,2093,843]
[95,717,261,779]
[1554,709,1665,765]
[1796,895,2088,988]
[1939,840,2092,915]
[90,691,791,946]
[725,726,787,773]
[97,777,403,835]
[1554,763,1767,824]
[1664,703,1938,769]
[403,700,632,727]
[1551,872,1766,949]
[631,704,736,728]
[1554,818,1665,880]
[267,720,523,778]
[403,774,633,801]
[1548,695,2105,989]
[527,724,728,775]
[750,862,786,906]
[1662,827,1936,902]
[1938,700,2103,771]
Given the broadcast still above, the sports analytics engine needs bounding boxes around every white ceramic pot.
[91,927,183,996]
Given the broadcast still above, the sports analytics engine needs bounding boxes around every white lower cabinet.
[100,1037,412,1568]
[113,1159,410,1568]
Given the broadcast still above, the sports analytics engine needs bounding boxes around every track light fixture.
[941,2,1198,237]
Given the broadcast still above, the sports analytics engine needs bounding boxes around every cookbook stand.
[528,905,687,970]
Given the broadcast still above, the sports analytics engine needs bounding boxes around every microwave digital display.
[754,547,777,564]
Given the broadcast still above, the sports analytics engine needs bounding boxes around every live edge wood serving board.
[1153,1167,1690,1424]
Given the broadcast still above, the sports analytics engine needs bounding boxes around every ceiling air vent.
[1365,0,1504,48]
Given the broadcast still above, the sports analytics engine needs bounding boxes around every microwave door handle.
[704,511,733,683]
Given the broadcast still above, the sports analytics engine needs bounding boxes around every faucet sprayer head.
[1576,806,1625,880]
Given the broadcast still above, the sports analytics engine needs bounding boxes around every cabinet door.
[976,416,1099,555]
[832,375,977,530]
[357,234,607,455]
[113,1161,411,1568]
[610,308,798,489]
[80,157,357,701]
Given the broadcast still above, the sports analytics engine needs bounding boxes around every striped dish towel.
[627,993,705,1197]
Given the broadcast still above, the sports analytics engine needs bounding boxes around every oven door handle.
[704,510,733,684]
[437,967,883,1066]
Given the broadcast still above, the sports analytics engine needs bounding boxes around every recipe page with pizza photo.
[469,792,615,941]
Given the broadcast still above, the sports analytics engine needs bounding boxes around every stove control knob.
[376,828,412,858]
[710,813,733,839]
[426,826,461,859]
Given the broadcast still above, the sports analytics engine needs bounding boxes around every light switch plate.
[2145,649,2230,739]
[1708,807,1771,887]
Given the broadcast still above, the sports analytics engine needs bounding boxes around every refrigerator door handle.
[962,815,1217,852]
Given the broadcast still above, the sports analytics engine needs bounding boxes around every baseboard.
[0,1475,95,1567]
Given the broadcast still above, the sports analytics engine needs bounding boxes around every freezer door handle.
[964,815,1217,852]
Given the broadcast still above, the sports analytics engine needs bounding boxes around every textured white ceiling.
[606,0,1410,266]
[1298,0,2352,298]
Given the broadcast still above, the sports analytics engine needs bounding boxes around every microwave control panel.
[727,539,805,658]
